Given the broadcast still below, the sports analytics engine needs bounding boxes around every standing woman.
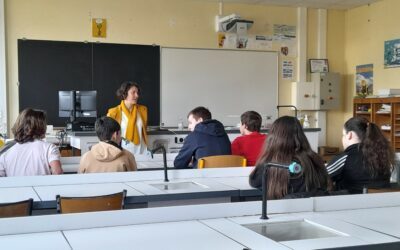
[327,117,395,193]
[249,116,328,199]
[107,81,148,154]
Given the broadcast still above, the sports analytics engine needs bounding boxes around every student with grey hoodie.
[79,116,137,173]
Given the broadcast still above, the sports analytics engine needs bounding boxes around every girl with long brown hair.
[249,116,328,199]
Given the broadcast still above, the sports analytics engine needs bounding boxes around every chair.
[0,198,33,218]
[366,187,400,194]
[198,155,247,169]
[56,190,127,214]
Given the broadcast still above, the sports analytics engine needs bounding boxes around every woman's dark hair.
[95,116,121,141]
[344,116,394,177]
[254,116,328,199]
[241,111,262,132]
[188,106,212,121]
[12,108,47,143]
[116,81,141,100]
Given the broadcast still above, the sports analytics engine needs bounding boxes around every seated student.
[79,116,137,173]
[0,108,63,176]
[231,111,267,166]
[326,117,394,194]
[249,116,328,199]
[174,106,231,169]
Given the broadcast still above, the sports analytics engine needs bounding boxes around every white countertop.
[0,167,253,188]
[1,194,400,249]
[317,206,400,238]
[0,187,40,203]
[0,168,255,207]
[33,182,143,201]
[0,232,71,250]
[64,220,247,250]
[61,153,178,173]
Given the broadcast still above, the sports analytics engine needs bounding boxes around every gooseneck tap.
[150,145,169,182]
[261,162,302,220]
[276,105,298,118]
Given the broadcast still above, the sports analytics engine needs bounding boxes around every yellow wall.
[4,0,349,147]
[345,0,400,118]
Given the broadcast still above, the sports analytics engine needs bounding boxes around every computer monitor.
[59,90,97,122]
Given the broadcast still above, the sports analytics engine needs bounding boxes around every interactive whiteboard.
[161,48,278,127]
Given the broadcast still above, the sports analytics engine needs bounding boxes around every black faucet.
[276,105,298,118]
[150,145,169,182]
[260,162,301,220]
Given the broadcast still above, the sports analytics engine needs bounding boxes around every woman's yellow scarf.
[120,101,140,145]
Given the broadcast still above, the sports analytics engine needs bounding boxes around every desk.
[64,220,246,250]
[69,128,321,154]
[318,206,400,239]
[0,168,256,209]
[1,194,400,249]
[209,176,261,197]
[33,183,144,209]
[0,232,70,250]
[60,153,178,173]
[0,187,40,203]
[126,178,238,207]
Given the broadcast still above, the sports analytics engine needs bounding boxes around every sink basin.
[243,220,342,242]
[150,181,208,191]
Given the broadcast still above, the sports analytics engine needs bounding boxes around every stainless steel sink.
[243,220,342,242]
[150,181,208,191]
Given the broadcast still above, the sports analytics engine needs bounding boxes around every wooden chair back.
[198,155,247,169]
[0,198,33,218]
[56,190,127,214]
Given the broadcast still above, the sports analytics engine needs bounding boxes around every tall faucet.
[260,162,302,220]
[276,105,298,118]
[150,145,169,182]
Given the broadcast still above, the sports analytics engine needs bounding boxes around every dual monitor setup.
[58,90,97,131]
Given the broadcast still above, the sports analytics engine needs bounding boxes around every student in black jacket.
[249,116,328,199]
[174,107,231,169]
[326,117,395,194]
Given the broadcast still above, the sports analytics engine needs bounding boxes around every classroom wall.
[344,0,400,119]
[4,0,347,147]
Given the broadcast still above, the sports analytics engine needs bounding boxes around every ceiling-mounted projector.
[215,14,254,33]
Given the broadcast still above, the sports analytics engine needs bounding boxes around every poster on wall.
[355,64,373,97]
[273,24,297,57]
[273,24,296,40]
[247,35,272,50]
[384,39,400,68]
[282,60,294,80]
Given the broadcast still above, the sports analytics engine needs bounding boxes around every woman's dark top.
[326,143,390,194]
[249,165,307,196]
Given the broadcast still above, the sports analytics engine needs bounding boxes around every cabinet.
[353,97,400,152]
[292,72,341,110]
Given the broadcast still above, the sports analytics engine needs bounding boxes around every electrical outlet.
[174,136,185,144]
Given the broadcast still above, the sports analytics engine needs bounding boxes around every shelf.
[354,97,400,152]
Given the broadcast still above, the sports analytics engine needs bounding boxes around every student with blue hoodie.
[174,107,231,169]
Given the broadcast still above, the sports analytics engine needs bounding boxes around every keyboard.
[71,131,97,136]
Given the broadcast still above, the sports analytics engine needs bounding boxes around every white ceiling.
[195,0,381,10]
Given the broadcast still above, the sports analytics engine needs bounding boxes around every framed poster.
[384,39,400,68]
[309,59,329,73]
[356,64,373,97]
